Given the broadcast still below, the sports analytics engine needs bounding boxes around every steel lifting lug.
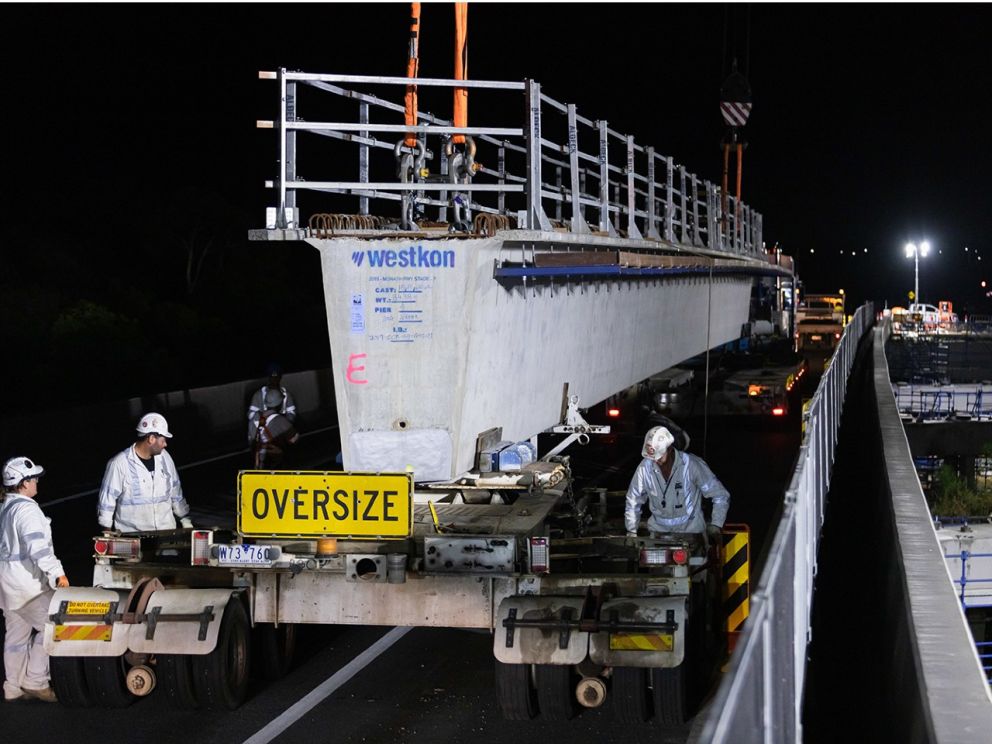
[394,139,426,182]
[446,136,476,231]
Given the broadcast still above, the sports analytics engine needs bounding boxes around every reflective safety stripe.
[54,625,113,642]
[722,527,751,633]
[609,632,674,651]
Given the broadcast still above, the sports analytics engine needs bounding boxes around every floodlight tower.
[905,240,931,307]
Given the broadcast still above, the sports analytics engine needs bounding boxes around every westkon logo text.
[350,245,456,269]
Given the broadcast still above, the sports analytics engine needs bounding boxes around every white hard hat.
[641,426,675,460]
[137,413,173,438]
[3,456,44,487]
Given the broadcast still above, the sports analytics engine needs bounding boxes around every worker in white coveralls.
[247,363,299,468]
[97,413,192,532]
[0,457,68,703]
[624,425,730,544]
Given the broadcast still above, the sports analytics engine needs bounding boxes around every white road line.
[243,626,412,744]
[43,424,340,508]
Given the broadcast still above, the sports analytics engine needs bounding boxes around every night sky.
[3,2,990,408]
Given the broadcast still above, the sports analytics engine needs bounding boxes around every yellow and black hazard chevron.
[54,624,113,642]
[722,524,750,633]
[609,632,674,652]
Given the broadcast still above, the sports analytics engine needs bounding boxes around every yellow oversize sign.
[238,471,413,539]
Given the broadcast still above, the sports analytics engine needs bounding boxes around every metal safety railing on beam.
[257,69,762,256]
[701,302,874,743]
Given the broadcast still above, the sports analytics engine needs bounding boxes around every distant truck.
[796,293,845,353]
[708,357,807,418]
[892,301,959,335]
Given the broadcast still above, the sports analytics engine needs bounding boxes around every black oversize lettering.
[252,488,269,519]
[272,489,290,518]
[332,490,349,519]
[313,489,330,520]
[382,490,398,521]
[293,488,307,520]
[363,490,379,521]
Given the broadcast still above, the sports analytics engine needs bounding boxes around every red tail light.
[671,548,688,565]
[93,536,140,561]
[607,407,621,418]
[191,530,213,566]
[772,407,785,416]
[529,537,549,574]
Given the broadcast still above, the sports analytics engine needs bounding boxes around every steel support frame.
[625,135,642,239]
[525,80,552,231]
[567,104,591,234]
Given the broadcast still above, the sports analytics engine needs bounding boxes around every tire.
[652,665,688,725]
[535,664,577,721]
[191,598,251,710]
[83,656,134,708]
[612,666,651,723]
[50,656,93,708]
[253,622,297,681]
[157,654,199,709]
[494,661,537,721]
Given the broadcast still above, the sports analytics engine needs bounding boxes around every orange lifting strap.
[452,2,468,144]
[404,2,421,148]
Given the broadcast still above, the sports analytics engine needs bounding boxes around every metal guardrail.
[258,70,763,255]
[701,302,873,742]
[945,548,992,609]
[978,641,992,682]
[893,385,992,421]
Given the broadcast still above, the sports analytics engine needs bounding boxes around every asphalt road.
[2,410,801,744]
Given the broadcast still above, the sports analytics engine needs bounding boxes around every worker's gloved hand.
[180,517,194,529]
[706,524,723,544]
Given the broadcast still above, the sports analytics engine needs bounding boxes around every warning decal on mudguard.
[609,632,674,651]
[54,625,113,642]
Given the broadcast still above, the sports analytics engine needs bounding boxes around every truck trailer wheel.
[535,664,577,720]
[157,654,199,710]
[612,667,651,723]
[83,656,134,708]
[253,622,297,680]
[50,656,93,708]
[191,598,250,710]
[494,661,537,720]
[652,665,688,725]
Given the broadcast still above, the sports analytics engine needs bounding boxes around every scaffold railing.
[258,69,763,256]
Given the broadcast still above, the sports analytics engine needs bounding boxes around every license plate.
[609,632,674,651]
[238,471,413,539]
[217,544,276,567]
[810,335,822,341]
